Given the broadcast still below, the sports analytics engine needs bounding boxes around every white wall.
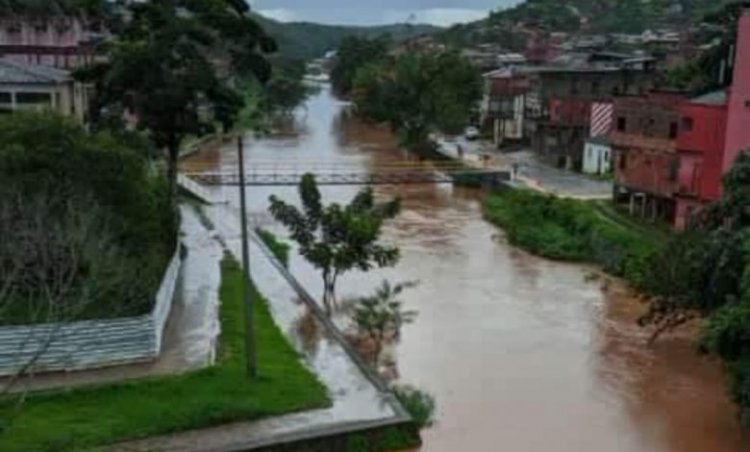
[583,143,612,174]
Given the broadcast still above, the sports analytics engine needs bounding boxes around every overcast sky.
[250,1,522,27]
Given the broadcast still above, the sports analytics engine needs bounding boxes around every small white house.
[583,135,612,175]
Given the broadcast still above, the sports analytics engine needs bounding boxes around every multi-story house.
[0,16,104,69]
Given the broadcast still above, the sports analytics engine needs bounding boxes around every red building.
[674,5,750,228]
[613,4,750,228]
[611,91,686,220]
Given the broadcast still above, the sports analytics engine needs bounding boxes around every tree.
[352,50,482,151]
[346,280,418,367]
[639,151,750,422]
[83,0,276,202]
[330,35,390,96]
[269,174,401,314]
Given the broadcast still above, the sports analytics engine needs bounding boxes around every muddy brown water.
[182,87,750,452]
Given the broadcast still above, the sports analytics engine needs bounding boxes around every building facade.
[0,16,103,69]
[610,91,686,221]
[0,60,89,121]
[525,66,655,169]
[673,5,750,228]
[481,68,530,147]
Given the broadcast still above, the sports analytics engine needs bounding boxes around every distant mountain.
[438,0,734,49]
[253,15,440,60]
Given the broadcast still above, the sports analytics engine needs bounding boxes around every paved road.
[504,151,612,199]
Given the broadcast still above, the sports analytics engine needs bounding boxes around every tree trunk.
[321,272,333,316]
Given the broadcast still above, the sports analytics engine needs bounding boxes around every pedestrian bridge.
[183,162,509,187]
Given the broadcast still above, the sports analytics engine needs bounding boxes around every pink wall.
[723,7,750,170]
[0,18,94,68]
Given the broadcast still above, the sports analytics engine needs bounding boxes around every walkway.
[114,181,409,451]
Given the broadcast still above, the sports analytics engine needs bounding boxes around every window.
[15,92,51,105]
[669,158,679,181]
[603,151,609,163]
[681,116,694,132]
[592,81,601,95]
[617,116,627,132]
[0,92,11,104]
[669,122,678,139]
[620,153,627,170]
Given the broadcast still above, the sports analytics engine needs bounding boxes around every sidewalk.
[114,182,411,451]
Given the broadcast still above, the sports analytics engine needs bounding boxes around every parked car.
[464,126,480,140]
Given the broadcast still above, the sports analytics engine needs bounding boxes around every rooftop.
[0,59,70,85]
[690,89,728,106]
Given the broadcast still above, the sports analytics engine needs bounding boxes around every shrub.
[483,189,657,274]
[392,385,436,430]
[0,112,177,324]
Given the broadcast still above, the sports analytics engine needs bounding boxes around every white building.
[583,135,612,175]
[0,59,89,121]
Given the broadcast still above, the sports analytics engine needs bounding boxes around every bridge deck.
[186,169,507,186]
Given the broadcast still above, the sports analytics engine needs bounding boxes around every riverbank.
[0,253,329,451]
[483,188,661,286]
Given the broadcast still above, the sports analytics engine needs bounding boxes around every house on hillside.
[0,59,90,121]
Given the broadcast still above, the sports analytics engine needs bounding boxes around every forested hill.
[254,15,440,60]
[440,0,734,48]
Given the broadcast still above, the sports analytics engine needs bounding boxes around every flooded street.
[182,87,750,452]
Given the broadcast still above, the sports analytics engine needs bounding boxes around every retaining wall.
[0,247,182,377]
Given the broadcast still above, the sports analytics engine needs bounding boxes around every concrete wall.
[583,142,612,174]
[0,247,181,377]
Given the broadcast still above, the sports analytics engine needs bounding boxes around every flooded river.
[183,87,750,452]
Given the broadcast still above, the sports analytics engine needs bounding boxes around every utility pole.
[237,135,257,378]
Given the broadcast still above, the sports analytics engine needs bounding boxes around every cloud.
[257,7,488,26]
[383,8,487,27]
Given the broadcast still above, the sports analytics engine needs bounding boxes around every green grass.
[484,189,661,285]
[256,228,291,268]
[0,255,329,451]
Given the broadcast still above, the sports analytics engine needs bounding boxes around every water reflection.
[183,86,750,452]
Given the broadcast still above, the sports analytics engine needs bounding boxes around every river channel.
[182,86,750,452]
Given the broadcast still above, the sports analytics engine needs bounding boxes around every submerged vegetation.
[256,227,291,268]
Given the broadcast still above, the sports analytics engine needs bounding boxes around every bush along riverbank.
[483,188,659,286]
[484,152,750,425]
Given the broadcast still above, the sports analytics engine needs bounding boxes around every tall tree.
[330,35,390,96]
[83,0,276,202]
[352,50,482,151]
[269,174,401,314]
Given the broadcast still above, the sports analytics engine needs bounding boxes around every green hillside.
[254,15,440,60]
[439,0,735,49]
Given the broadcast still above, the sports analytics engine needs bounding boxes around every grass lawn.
[0,255,329,451]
